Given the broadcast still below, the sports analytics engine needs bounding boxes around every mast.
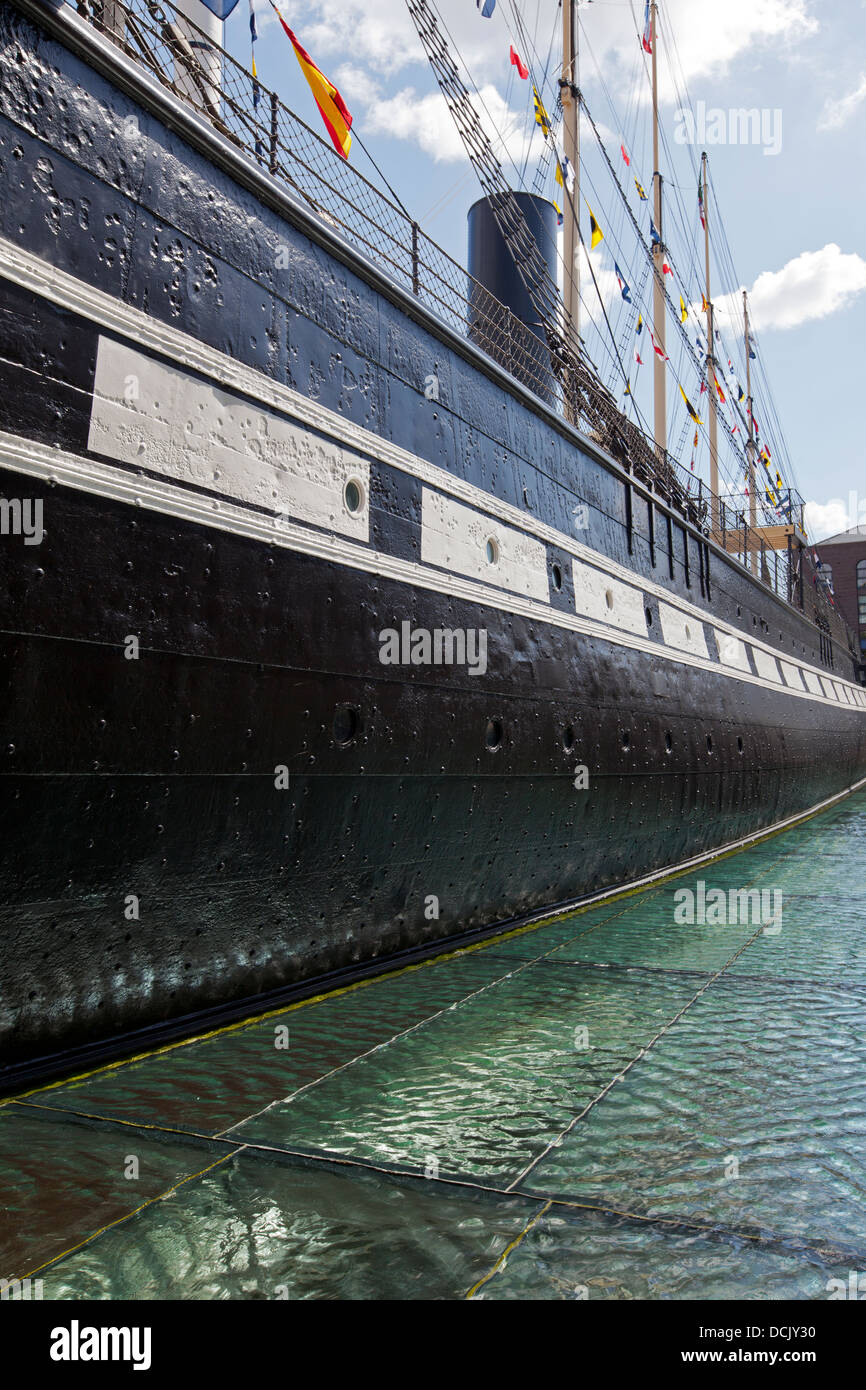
[744,288,757,563]
[650,0,666,465]
[701,150,719,533]
[561,0,580,351]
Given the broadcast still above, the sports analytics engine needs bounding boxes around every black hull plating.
[0,2,864,1070]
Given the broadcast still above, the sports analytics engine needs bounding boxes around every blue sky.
[222,0,866,541]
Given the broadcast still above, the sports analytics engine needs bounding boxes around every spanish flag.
[271,4,352,159]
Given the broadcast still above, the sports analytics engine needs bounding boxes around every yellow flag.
[679,384,701,425]
[680,296,688,323]
[589,207,603,249]
[533,87,551,138]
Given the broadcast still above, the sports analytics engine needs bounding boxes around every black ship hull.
[1,0,865,1074]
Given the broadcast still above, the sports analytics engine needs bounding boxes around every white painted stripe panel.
[753,648,782,683]
[420,488,549,601]
[715,629,750,672]
[88,338,370,541]
[571,561,648,636]
[780,660,806,690]
[660,603,708,658]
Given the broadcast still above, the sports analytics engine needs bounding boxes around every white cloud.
[572,244,621,327]
[332,64,382,110]
[712,244,866,333]
[300,0,494,76]
[568,0,816,104]
[287,0,816,100]
[804,499,853,541]
[333,66,544,168]
[818,74,866,131]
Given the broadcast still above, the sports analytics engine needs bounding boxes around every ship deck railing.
[61,0,855,659]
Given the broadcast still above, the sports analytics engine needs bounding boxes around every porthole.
[684,623,692,641]
[344,478,364,514]
[752,615,757,627]
[605,588,615,610]
[333,706,359,746]
[706,734,714,754]
[664,731,673,754]
[485,718,503,751]
[563,725,575,752]
[737,735,744,754]
[486,537,499,566]
[737,605,742,617]
[552,563,563,592]
[645,607,654,628]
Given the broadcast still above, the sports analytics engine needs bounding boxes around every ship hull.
[1,0,865,1073]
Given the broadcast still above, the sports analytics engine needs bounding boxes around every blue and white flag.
[614,263,632,303]
[195,0,241,17]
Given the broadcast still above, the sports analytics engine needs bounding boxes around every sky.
[220,0,866,543]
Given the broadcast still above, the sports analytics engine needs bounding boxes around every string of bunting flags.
[457,0,790,520]
[245,0,797,529]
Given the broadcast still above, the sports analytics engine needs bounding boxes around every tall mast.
[650,1,666,465]
[744,288,757,563]
[561,0,580,348]
[701,150,719,533]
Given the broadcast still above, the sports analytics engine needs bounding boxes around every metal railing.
[67,0,855,657]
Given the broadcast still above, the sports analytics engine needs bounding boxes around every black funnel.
[467,192,559,404]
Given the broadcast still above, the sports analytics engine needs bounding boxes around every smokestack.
[467,192,558,406]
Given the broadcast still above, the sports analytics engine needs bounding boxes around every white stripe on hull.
[0,424,863,715]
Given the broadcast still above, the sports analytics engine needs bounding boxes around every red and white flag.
[642,1,653,54]
[649,328,668,361]
[509,44,529,79]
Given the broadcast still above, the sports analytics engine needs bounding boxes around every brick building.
[816,525,866,663]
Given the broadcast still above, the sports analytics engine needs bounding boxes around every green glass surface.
[6,791,866,1298]
[42,1150,539,1301]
